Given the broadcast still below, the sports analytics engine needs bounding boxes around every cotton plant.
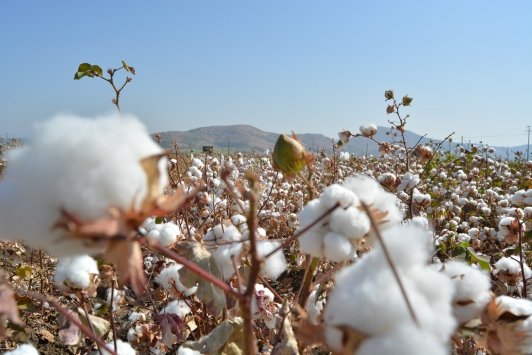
[297,175,403,261]
[323,224,456,354]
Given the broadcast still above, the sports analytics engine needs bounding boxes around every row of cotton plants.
[0,100,531,354]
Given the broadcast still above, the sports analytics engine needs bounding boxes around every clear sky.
[1,1,531,147]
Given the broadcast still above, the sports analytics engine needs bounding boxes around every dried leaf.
[0,272,23,338]
[182,318,244,355]
[57,309,81,346]
[105,240,146,298]
[272,303,299,355]
[77,308,110,338]
[156,313,185,346]
[140,153,167,213]
[37,328,55,343]
[177,241,226,316]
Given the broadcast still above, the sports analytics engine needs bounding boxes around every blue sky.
[1,1,531,147]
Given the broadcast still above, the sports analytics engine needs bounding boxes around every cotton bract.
[0,114,168,257]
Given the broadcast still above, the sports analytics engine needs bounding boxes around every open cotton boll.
[4,344,39,355]
[256,240,287,280]
[329,206,370,240]
[98,339,136,355]
[156,263,197,296]
[54,255,99,294]
[436,261,491,323]
[305,288,325,326]
[356,325,448,355]
[323,231,354,262]
[297,199,329,257]
[342,175,403,226]
[157,222,181,246]
[212,243,244,280]
[0,114,168,257]
[359,124,377,137]
[177,347,202,355]
[320,184,359,208]
[494,256,532,282]
[161,300,192,318]
[324,224,456,351]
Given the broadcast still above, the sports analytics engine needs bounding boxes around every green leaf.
[77,63,91,72]
[525,230,532,241]
[15,265,32,279]
[467,247,491,271]
[177,241,226,316]
[90,65,103,77]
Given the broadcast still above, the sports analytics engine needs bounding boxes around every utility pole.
[527,125,530,161]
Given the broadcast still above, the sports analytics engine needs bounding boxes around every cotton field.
[0,111,531,355]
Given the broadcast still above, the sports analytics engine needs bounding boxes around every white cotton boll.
[410,216,430,230]
[128,312,146,322]
[223,224,244,242]
[324,224,456,347]
[359,124,377,137]
[305,288,325,326]
[356,325,448,355]
[323,231,353,262]
[457,233,471,243]
[338,151,350,161]
[0,114,168,257]
[141,217,157,233]
[105,288,126,309]
[4,344,39,355]
[157,222,180,247]
[320,184,358,208]
[330,207,370,240]
[437,261,491,323]
[54,255,99,293]
[297,199,329,257]
[191,158,204,169]
[161,300,192,318]
[213,243,244,280]
[343,175,403,226]
[147,229,162,244]
[231,214,247,227]
[156,263,197,296]
[257,240,287,280]
[495,257,532,279]
[99,339,136,355]
[177,347,202,355]
[257,241,287,280]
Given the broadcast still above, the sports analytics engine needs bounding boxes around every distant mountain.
[155,124,334,153]
[154,125,527,158]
